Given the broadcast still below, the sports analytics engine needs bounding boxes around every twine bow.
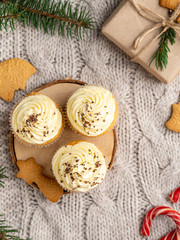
[129,0,180,61]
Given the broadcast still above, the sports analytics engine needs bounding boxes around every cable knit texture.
[1,0,180,239]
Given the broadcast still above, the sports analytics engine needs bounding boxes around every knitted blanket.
[1,0,180,239]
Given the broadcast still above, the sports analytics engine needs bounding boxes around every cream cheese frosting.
[52,141,107,192]
[67,86,117,136]
[11,94,63,144]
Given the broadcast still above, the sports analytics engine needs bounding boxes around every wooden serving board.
[10,79,117,201]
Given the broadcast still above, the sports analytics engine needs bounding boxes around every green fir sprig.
[0,215,31,240]
[150,27,176,71]
[0,0,95,38]
[0,165,7,188]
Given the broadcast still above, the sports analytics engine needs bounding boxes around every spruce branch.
[0,0,95,38]
[0,215,31,240]
[0,166,7,188]
[0,2,24,31]
[150,27,176,71]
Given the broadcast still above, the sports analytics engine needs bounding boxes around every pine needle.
[150,28,176,71]
[0,165,7,188]
[0,0,95,38]
[0,215,31,240]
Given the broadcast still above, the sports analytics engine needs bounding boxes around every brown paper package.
[102,0,180,84]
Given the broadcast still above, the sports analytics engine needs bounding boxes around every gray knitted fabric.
[1,0,180,239]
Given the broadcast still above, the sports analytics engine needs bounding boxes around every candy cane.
[169,187,180,203]
[161,229,177,240]
[141,206,180,240]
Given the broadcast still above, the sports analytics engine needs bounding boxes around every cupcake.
[52,141,107,192]
[11,93,63,146]
[66,85,118,137]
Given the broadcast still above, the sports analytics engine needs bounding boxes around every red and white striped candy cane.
[169,187,180,203]
[141,206,180,240]
[161,229,177,240]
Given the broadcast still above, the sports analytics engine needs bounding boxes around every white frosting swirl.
[52,141,107,192]
[11,94,63,144]
[67,86,117,136]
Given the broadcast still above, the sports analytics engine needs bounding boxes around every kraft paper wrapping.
[102,0,180,84]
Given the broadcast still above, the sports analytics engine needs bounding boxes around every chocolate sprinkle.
[95,161,101,168]
[26,114,38,126]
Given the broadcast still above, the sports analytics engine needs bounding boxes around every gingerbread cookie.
[160,0,180,10]
[17,158,63,202]
[160,0,180,23]
[0,58,36,102]
[166,102,180,132]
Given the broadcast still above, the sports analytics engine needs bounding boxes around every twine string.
[129,0,180,61]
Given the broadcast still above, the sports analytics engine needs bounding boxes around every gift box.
[102,0,180,84]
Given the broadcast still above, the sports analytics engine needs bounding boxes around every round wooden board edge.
[10,79,117,188]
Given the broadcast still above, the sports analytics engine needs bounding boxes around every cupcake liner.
[62,106,68,124]
[10,93,65,148]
